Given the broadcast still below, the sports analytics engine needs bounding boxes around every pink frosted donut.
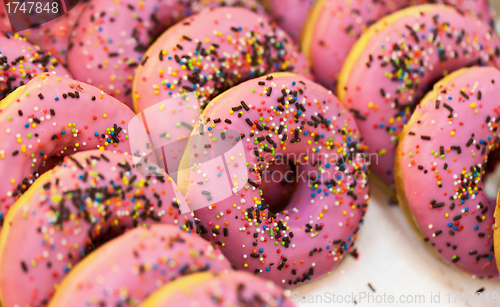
[0,74,135,224]
[131,6,311,180]
[337,4,500,185]
[395,66,500,278]
[141,271,297,307]
[0,150,195,307]
[49,224,232,307]
[0,32,70,100]
[178,73,370,288]
[68,0,265,109]
[302,0,494,92]
[133,6,311,113]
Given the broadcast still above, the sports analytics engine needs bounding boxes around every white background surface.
[294,2,500,306]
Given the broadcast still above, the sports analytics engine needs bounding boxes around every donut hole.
[87,227,128,252]
[260,159,297,214]
[483,148,500,200]
[421,74,449,97]
[37,155,65,174]
[29,152,86,185]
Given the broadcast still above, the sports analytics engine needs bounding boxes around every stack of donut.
[0,0,500,305]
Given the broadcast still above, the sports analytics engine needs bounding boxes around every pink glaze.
[17,1,89,64]
[49,225,232,307]
[309,0,493,92]
[410,0,494,22]
[142,271,297,306]
[0,33,70,100]
[0,2,9,32]
[133,6,312,113]
[0,150,195,307]
[181,73,370,288]
[340,5,500,185]
[68,0,265,109]
[0,74,135,225]
[268,0,316,40]
[397,66,500,278]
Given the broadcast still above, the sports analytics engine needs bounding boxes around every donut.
[0,150,194,307]
[140,271,297,307]
[395,66,500,278]
[0,32,70,100]
[177,73,370,287]
[337,4,500,186]
[67,0,265,108]
[133,6,312,114]
[48,224,232,307]
[131,6,311,180]
[0,73,135,224]
[302,0,494,92]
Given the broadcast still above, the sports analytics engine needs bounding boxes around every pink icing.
[410,0,493,21]
[0,2,9,32]
[133,6,312,113]
[182,73,370,288]
[18,1,89,64]
[397,66,500,278]
[0,74,135,224]
[67,0,265,108]
[49,225,232,307]
[268,0,316,40]
[0,1,88,63]
[0,33,71,100]
[0,150,194,307]
[143,271,297,306]
[308,0,493,92]
[341,5,500,184]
